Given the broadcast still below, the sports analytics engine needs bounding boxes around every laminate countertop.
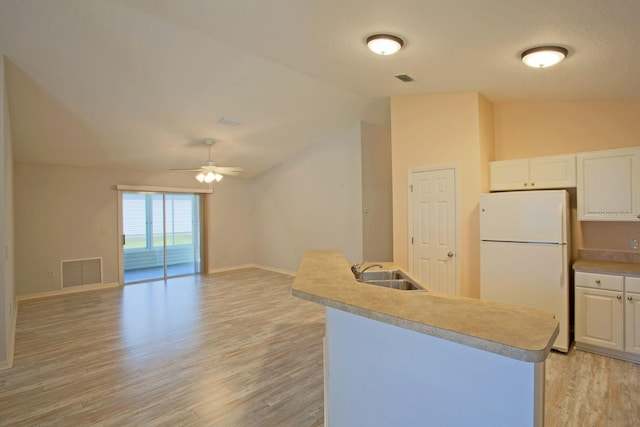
[573,259,640,276]
[292,250,559,363]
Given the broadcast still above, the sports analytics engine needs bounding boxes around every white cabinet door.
[489,159,529,191]
[625,277,640,355]
[575,286,624,351]
[489,154,576,191]
[625,291,640,355]
[529,155,576,189]
[577,147,640,221]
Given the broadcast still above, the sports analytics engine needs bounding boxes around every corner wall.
[361,122,393,262]
[1,56,16,369]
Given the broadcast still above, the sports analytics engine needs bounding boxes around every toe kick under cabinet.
[575,271,640,363]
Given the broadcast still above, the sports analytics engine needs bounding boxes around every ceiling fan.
[171,139,243,183]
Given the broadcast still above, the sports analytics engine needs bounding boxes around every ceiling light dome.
[366,34,404,55]
[521,46,568,68]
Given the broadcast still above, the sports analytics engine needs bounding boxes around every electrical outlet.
[48,270,54,278]
[632,238,639,250]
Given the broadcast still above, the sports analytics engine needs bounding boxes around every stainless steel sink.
[363,279,424,291]
[360,270,406,281]
[355,268,426,291]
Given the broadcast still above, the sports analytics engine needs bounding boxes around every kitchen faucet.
[351,263,384,281]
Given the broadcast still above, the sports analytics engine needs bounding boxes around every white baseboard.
[17,281,121,302]
[207,264,256,274]
[253,264,296,276]
[208,263,296,276]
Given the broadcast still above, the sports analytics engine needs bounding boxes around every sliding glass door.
[122,192,201,283]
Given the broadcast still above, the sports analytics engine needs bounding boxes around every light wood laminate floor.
[1,268,639,426]
[1,269,325,426]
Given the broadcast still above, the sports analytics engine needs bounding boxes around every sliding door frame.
[116,185,211,285]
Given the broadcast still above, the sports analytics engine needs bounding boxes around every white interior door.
[409,167,457,295]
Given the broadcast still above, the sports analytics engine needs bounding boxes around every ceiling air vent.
[395,74,415,82]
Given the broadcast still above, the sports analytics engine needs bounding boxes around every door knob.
[447,252,454,258]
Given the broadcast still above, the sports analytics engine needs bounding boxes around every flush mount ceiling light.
[521,46,568,68]
[366,34,404,55]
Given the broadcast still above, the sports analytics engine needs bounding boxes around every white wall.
[207,177,254,271]
[251,123,364,273]
[1,57,16,369]
[14,164,253,296]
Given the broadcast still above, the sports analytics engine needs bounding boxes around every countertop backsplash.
[578,249,640,264]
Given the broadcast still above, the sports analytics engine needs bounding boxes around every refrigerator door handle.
[560,248,564,287]
[559,203,564,244]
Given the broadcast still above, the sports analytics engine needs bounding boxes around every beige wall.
[494,99,640,252]
[1,56,16,368]
[361,122,393,262]
[14,164,253,296]
[391,92,492,298]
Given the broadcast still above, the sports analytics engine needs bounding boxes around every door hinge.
[410,184,413,192]
[411,237,414,244]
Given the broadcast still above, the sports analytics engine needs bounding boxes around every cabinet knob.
[617,295,623,300]
[628,296,634,301]
[523,183,528,187]
[595,280,601,284]
[531,182,535,186]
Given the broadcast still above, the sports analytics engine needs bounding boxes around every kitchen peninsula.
[292,250,559,427]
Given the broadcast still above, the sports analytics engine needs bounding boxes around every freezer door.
[480,190,568,244]
[480,241,569,352]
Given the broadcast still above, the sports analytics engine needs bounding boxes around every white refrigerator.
[480,190,570,352]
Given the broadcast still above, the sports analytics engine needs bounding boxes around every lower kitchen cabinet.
[575,272,640,362]
[575,286,624,350]
[625,277,640,355]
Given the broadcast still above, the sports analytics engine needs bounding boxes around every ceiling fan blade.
[170,168,204,172]
[212,166,243,176]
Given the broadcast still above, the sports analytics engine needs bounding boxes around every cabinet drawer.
[575,272,623,291]
[627,276,640,293]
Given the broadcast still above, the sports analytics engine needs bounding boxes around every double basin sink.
[354,268,426,291]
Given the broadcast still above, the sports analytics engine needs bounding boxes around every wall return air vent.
[61,257,103,288]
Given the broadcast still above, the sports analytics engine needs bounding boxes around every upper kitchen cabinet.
[489,154,576,191]
[577,146,640,221]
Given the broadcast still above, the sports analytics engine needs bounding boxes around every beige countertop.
[292,250,559,363]
[573,259,640,276]
[573,249,640,276]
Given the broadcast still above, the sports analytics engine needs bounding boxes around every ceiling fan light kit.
[196,171,223,183]
[170,139,243,184]
[521,46,568,68]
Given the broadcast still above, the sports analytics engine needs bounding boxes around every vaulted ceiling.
[1,1,638,178]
